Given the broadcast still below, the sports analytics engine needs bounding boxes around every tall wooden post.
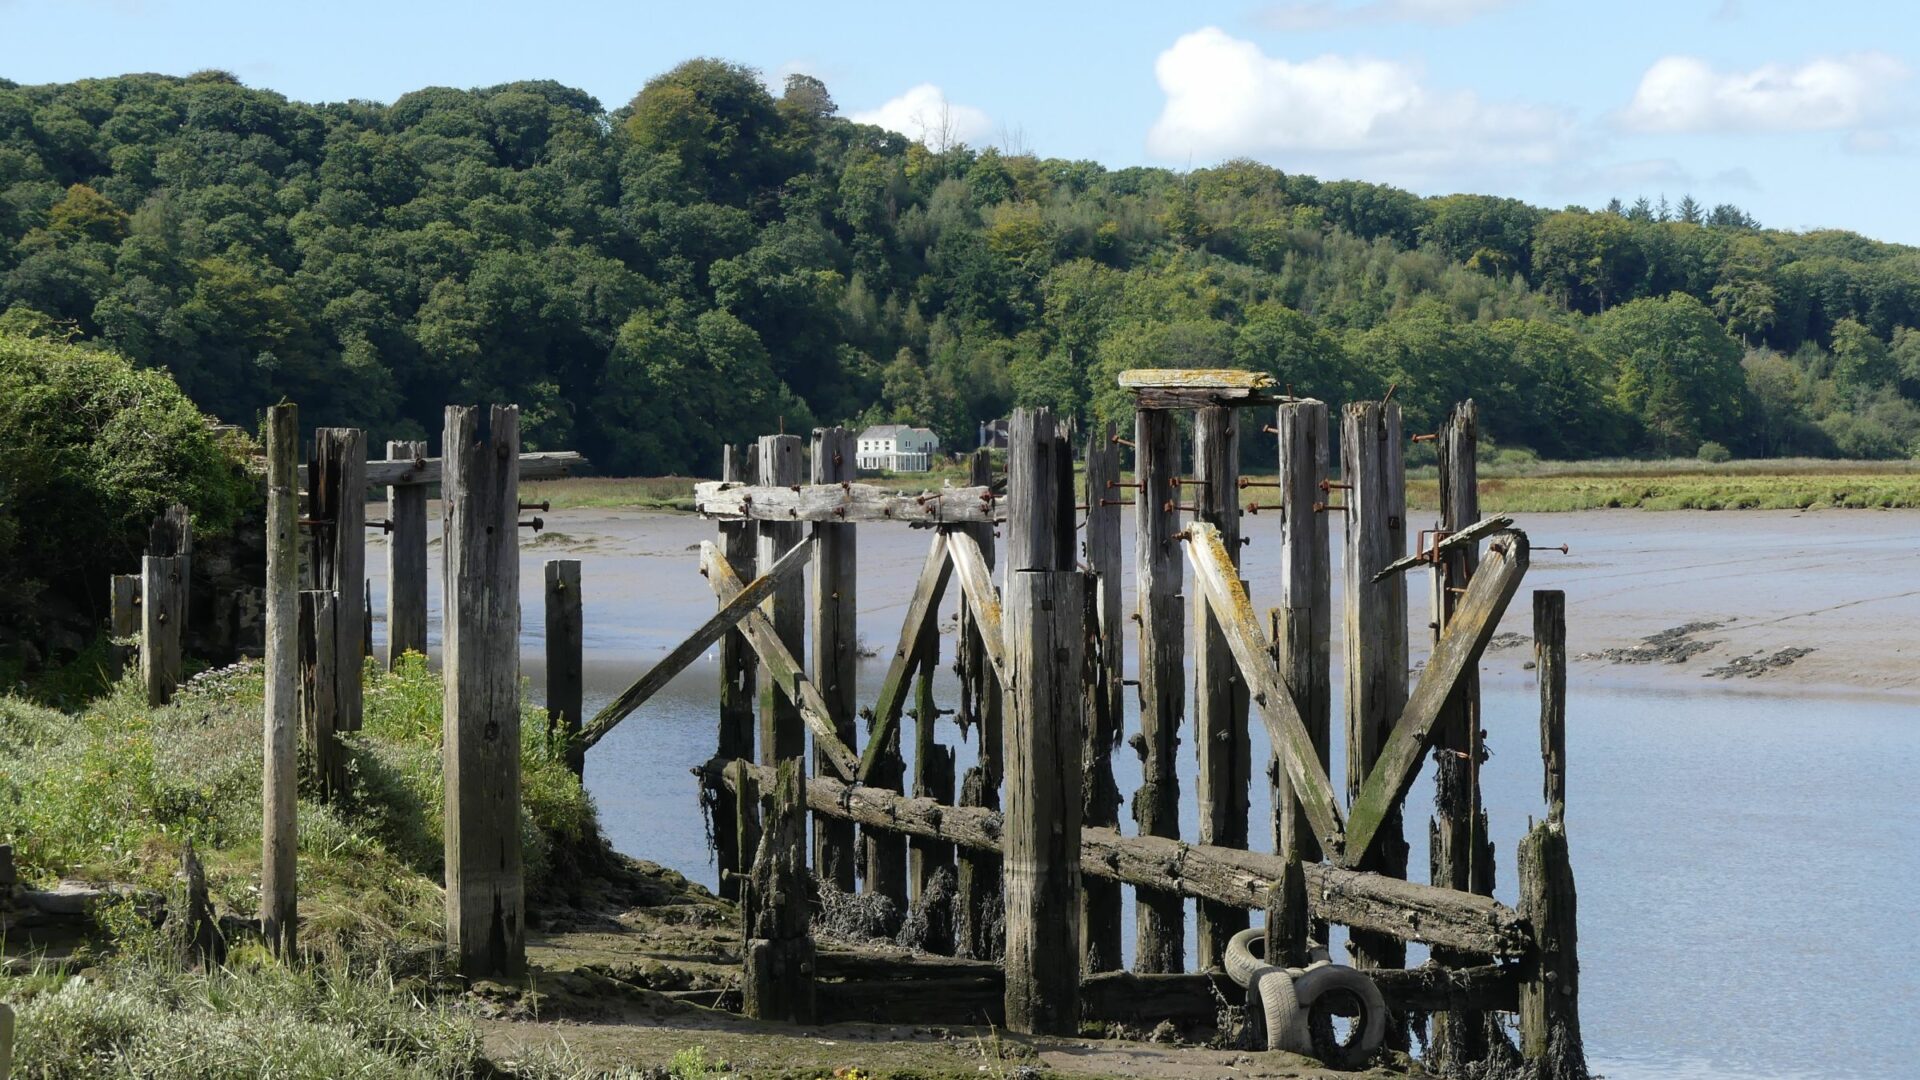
[1274,401,1331,928]
[955,449,1003,960]
[1431,400,1494,1065]
[108,574,140,681]
[442,404,524,978]
[261,403,299,956]
[1132,406,1185,973]
[1536,590,1568,821]
[716,443,759,901]
[1003,408,1083,1034]
[298,589,342,798]
[1080,422,1124,973]
[1341,401,1409,983]
[140,555,182,706]
[1192,404,1249,970]
[148,504,191,640]
[546,560,584,778]
[810,427,859,892]
[310,428,366,731]
[757,434,806,765]
[385,440,428,667]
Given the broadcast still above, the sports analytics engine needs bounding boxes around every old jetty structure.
[159,371,1583,1076]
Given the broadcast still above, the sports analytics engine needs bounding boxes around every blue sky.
[5,0,1917,241]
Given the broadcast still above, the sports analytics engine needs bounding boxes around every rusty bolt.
[1108,479,1142,489]
[1319,480,1352,492]
[1111,434,1136,448]
[1262,424,1281,435]
[1238,477,1282,489]
[1313,501,1345,513]
[519,516,544,532]
[1412,433,1439,443]
[365,518,393,534]
[519,500,550,513]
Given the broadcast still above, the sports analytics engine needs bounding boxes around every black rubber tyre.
[1292,963,1387,1070]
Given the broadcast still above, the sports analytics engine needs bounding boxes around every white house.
[856,424,941,472]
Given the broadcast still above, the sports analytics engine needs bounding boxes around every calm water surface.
[369,508,1920,1080]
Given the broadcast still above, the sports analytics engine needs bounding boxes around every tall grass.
[0,655,598,1076]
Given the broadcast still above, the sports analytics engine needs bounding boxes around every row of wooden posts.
[597,373,1585,1076]
[254,404,586,966]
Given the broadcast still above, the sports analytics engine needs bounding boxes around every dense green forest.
[6,61,1920,473]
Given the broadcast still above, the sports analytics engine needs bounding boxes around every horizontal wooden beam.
[695,481,1001,524]
[299,451,585,489]
[573,536,814,753]
[701,549,861,781]
[1183,522,1347,860]
[1343,530,1530,868]
[1119,369,1303,410]
[706,758,1529,957]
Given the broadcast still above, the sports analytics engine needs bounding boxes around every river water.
[369,507,1920,1080]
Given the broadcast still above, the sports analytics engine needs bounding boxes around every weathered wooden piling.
[385,440,428,667]
[716,443,758,901]
[810,427,859,892]
[1519,818,1585,1079]
[743,759,816,1022]
[1273,400,1331,938]
[148,503,192,639]
[441,404,524,978]
[546,560,583,777]
[1002,566,1085,1034]
[1265,848,1310,969]
[955,449,1004,961]
[1192,404,1250,969]
[297,589,343,798]
[1080,422,1124,973]
[261,403,299,955]
[1431,400,1495,1066]
[1133,406,1186,973]
[1341,401,1409,983]
[108,573,140,681]
[1536,590,1568,820]
[310,428,366,730]
[140,555,182,706]
[757,434,806,766]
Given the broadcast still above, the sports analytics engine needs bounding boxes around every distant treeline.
[4,62,1920,473]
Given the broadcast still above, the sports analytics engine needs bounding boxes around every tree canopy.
[5,64,1920,469]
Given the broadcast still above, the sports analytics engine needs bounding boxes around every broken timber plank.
[855,533,952,783]
[942,530,1008,688]
[299,451,584,489]
[695,481,1000,525]
[703,759,1530,957]
[1182,522,1347,861]
[1118,368,1301,409]
[1371,514,1515,583]
[573,536,815,753]
[700,546,860,780]
[1342,530,1531,868]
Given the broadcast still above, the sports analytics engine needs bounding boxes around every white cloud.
[1261,0,1513,31]
[1843,130,1905,155]
[1146,27,1571,176]
[851,84,992,148]
[1619,53,1908,133]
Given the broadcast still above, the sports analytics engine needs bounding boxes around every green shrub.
[1696,440,1732,463]
[0,330,255,637]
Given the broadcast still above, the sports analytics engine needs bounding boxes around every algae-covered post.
[1537,589,1568,820]
[1192,403,1250,970]
[715,442,758,902]
[442,404,524,978]
[385,439,428,667]
[810,427,859,893]
[546,559,583,778]
[298,588,342,798]
[743,759,816,1022]
[1132,405,1186,974]
[954,448,1003,961]
[261,402,299,956]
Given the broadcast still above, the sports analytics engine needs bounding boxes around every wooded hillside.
[5,61,1919,472]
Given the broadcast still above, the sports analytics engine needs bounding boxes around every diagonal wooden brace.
[1342,529,1531,868]
[1371,514,1514,583]
[702,543,861,781]
[1183,521,1347,861]
[855,532,952,783]
[943,530,1008,690]
[573,536,815,754]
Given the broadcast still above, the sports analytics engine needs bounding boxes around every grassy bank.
[0,657,628,1078]
[528,456,1920,517]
